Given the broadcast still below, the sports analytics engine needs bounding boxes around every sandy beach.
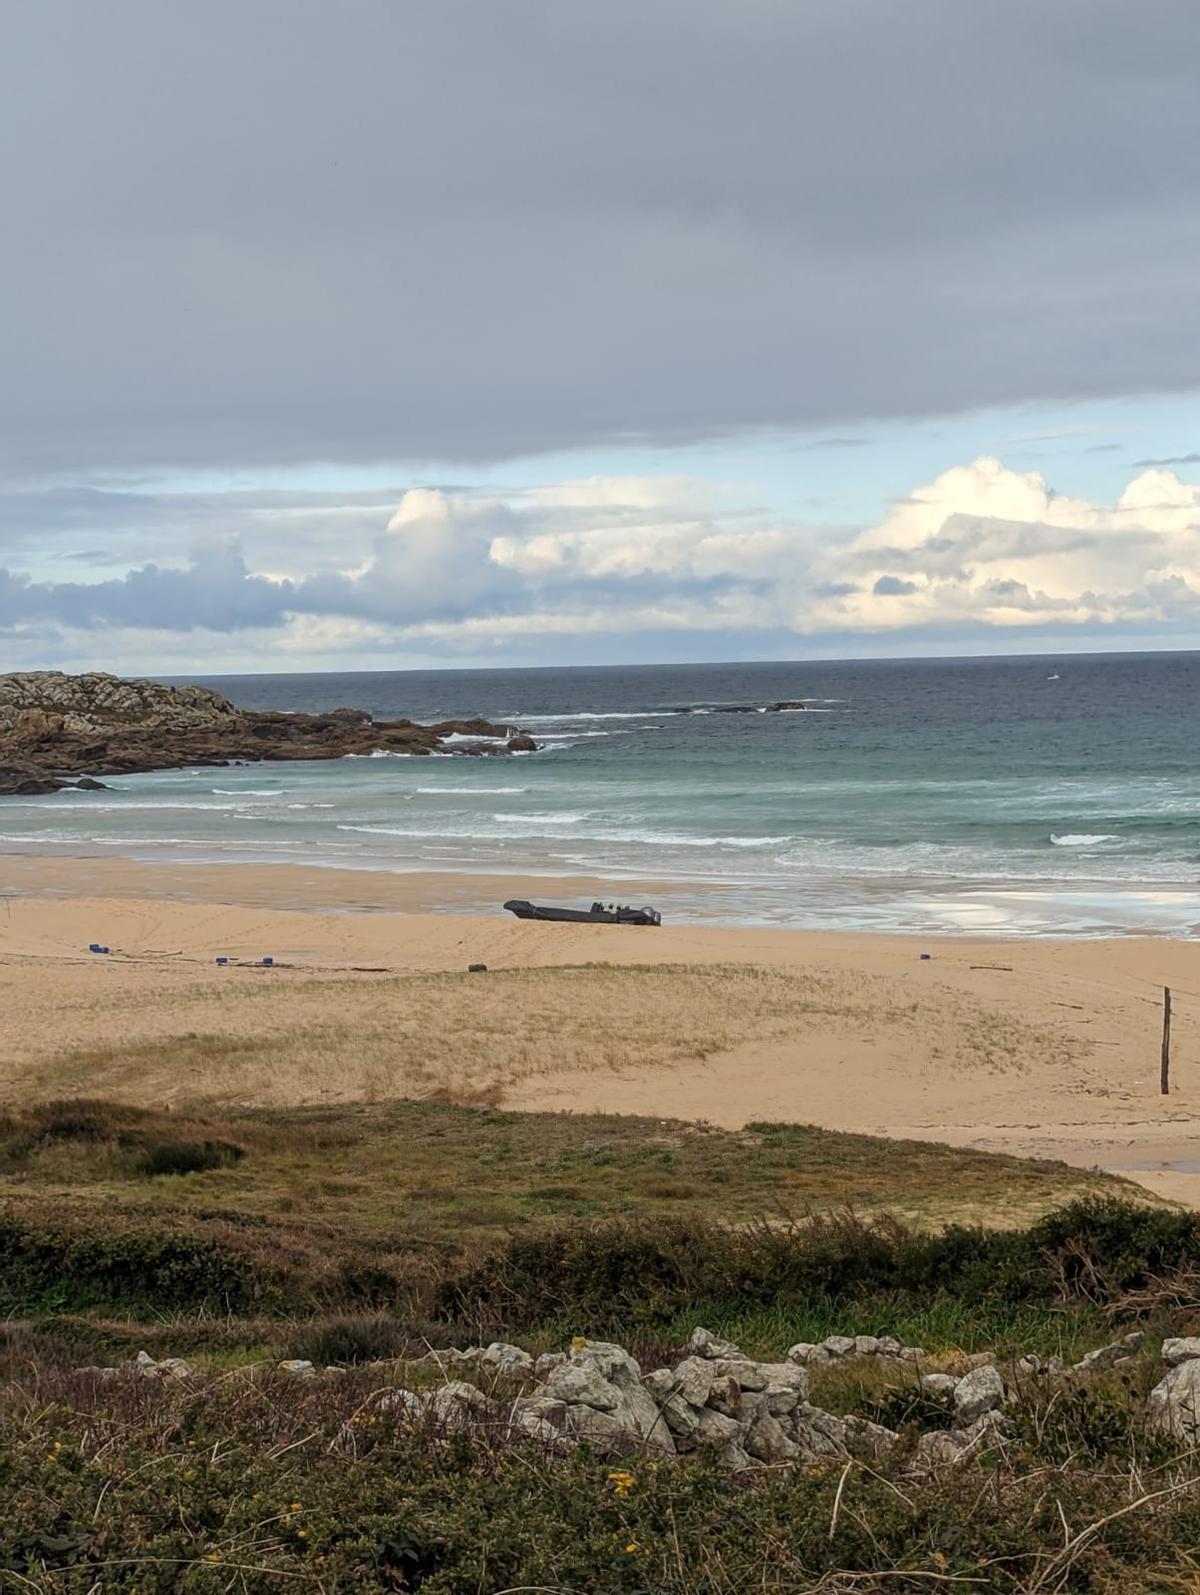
[2,855,1198,1202]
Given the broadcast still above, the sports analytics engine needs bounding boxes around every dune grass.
[0,961,1081,1108]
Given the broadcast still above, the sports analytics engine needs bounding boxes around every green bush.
[0,1210,266,1315]
[133,1139,244,1177]
[290,1314,418,1365]
[441,1199,1200,1331]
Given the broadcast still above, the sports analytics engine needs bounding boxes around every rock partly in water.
[0,670,539,794]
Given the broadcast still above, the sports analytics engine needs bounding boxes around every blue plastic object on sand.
[215,956,229,966]
[88,943,110,955]
[919,952,932,960]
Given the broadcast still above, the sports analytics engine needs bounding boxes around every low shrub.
[133,1139,245,1177]
[2,1367,1200,1591]
[27,1099,153,1143]
[290,1314,420,1366]
[440,1199,1200,1331]
[0,1209,268,1315]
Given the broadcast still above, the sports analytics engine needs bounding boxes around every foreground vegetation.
[4,1341,1200,1594]
[8,1097,1200,1589]
[0,1095,1126,1334]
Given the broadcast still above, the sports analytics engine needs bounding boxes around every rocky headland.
[0,671,537,795]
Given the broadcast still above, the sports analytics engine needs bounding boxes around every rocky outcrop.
[0,671,537,794]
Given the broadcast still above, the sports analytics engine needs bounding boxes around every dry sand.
[2,855,1199,1201]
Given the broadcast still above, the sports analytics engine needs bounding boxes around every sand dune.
[1,856,1198,1198]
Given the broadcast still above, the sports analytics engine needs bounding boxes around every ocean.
[3,653,1199,937]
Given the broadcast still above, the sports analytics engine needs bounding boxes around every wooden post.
[1161,986,1172,1095]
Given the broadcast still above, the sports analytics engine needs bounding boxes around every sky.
[2,0,1199,675]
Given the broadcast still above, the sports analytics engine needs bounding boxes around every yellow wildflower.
[607,1468,636,1497]
[624,1542,640,1554]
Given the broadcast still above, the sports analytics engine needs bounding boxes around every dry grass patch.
[3,961,1082,1109]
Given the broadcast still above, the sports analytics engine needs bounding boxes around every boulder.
[561,1403,644,1456]
[763,1384,803,1417]
[1162,1337,1200,1367]
[791,1404,852,1462]
[687,1327,745,1361]
[569,1338,642,1387]
[786,1342,822,1365]
[710,1357,768,1391]
[744,1410,799,1462]
[692,1407,743,1448]
[1072,1332,1143,1375]
[916,1430,969,1468]
[278,1359,317,1378]
[541,1363,621,1411]
[646,1356,715,1407]
[820,1336,856,1359]
[476,1342,535,1378]
[1149,1360,1200,1443]
[534,1351,567,1379]
[919,1373,959,1398]
[755,1362,809,1398]
[426,1382,493,1429]
[705,1373,744,1418]
[953,1366,1006,1426]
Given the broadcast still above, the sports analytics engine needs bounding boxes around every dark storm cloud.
[2,0,1198,476]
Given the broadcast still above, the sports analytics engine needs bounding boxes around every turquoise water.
[3,653,1199,936]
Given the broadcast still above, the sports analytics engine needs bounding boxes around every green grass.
[0,1095,1131,1244]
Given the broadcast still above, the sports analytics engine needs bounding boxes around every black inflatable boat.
[504,899,662,926]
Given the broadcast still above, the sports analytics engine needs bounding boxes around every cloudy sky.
[3,0,1199,673]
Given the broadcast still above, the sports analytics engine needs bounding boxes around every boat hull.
[503,899,661,926]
